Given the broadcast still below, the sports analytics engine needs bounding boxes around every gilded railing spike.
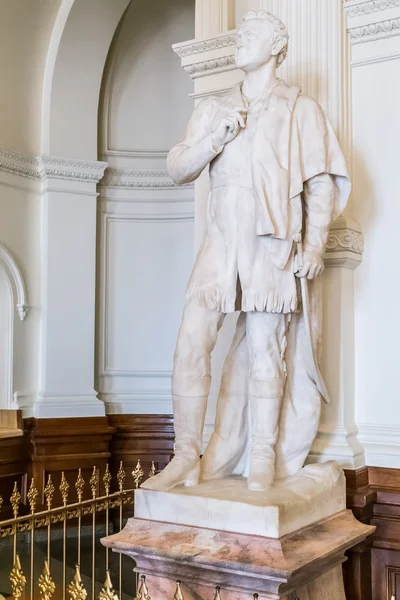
[173,580,184,600]
[75,468,85,501]
[10,482,21,517]
[148,461,156,478]
[103,464,112,495]
[68,565,88,600]
[135,575,151,600]
[117,461,126,491]
[38,560,56,600]
[27,478,39,514]
[9,554,26,599]
[0,494,3,514]
[98,570,119,600]
[90,466,99,499]
[132,459,144,489]
[60,471,70,505]
[44,475,55,510]
[214,586,222,600]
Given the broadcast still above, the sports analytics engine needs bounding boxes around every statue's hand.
[296,250,325,280]
[211,107,248,150]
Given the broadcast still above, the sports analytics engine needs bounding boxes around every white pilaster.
[195,0,235,39]
[33,156,107,418]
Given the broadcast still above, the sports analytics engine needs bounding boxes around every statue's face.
[235,20,274,71]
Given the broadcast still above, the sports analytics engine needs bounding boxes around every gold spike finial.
[173,580,184,600]
[27,478,39,514]
[148,461,156,479]
[75,469,85,502]
[38,560,56,600]
[132,459,144,489]
[214,586,222,600]
[135,575,151,600]
[10,482,21,518]
[117,461,126,491]
[10,554,26,599]
[89,466,99,499]
[44,475,55,510]
[103,464,112,496]
[99,570,119,600]
[60,472,70,506]
[68,565,87,600]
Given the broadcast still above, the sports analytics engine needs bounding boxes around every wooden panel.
[24,416,115,508]
[0,435,29,518]
[108,414,174,490]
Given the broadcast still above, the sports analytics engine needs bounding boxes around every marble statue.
[142,10,350,493]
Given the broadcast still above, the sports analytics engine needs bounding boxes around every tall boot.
[140,395,207,491]
[247,392,283,492]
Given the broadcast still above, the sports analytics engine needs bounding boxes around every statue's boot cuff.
[141,395,207,492]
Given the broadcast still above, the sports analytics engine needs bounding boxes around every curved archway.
[41,0,131,160]
[0,243,29,409]
[0,242,29,321]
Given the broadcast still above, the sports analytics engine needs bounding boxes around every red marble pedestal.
[102,509,374,599]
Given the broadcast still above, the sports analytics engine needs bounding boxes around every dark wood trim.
[108,414,174,492]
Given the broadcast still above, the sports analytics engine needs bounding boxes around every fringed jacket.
[168,80,351,314]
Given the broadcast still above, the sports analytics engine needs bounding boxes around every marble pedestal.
[135,462,346,538]
[102,510,374,599]
[102,463,375,599]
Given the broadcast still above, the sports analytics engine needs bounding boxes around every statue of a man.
[142,10,350,493]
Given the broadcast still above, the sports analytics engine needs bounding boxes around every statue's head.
[236,10,289,72]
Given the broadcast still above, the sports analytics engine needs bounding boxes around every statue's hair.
[241,10,289,67]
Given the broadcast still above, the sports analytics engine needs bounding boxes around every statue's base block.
[135,461,346,538]
[102,510,375,599]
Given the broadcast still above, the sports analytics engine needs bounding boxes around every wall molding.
[0,145,107,184]
[173,32,237,81]
[173,33,237,58]
[183,56,236,78]
[357,422,400,467]
[99,168,194,190]
[345,0,400,18]
[349,16,400,44]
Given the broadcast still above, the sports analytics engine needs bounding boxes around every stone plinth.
[135,462,346,538]
[102,510,375,599]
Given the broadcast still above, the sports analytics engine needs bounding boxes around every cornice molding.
[173,33,236,58]
[349,16,400,43]
[345,0,400,18]
[37,155,107,183]
[99,168,194,190]
[184,55,236,78]
[0,146,107,183]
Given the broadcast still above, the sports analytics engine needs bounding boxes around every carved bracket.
[324,215,364,270]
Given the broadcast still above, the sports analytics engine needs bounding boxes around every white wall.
[347,1,400,466]
[0,0,61,155]
[97,0,196,415]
